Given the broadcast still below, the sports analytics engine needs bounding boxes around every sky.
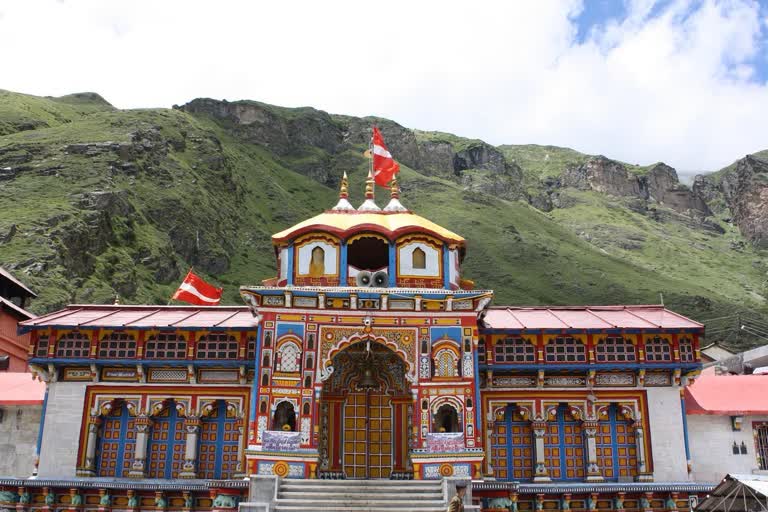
[1,0,767,176]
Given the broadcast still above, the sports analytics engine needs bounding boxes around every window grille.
[56,332,91,358]
[679,337,694,362]
[98,332,137,358]
[35,335,50,358]
[645,336,672,362]
[478,340,486,364]
[545,336,586,362]
[434,349,458,377]
[196,333,238,359]
[756,424,768,470]
[494,337,535,363]
[145,333,187,359]
[276,342,301,373]
[596,337,637,362]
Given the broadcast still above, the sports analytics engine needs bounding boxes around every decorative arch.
[200,398,241,419]
[321,333,416,383]
[148,397,190,418]
[275,336,302,373]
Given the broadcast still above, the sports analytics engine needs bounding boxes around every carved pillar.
[81,415,102,476]
[128,415,151,478]
[235,417,246,477]
[583,419,603,481]
[532,419,550,482]
[179,416,201,478]
[634,420,652,481]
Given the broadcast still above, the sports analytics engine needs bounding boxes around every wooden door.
[342,390,393,478]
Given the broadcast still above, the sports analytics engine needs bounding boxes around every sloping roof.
[271,211,465,245]
[0,267,37,298]
[0,296,35,320]
[697,474,768,512]
[685,374,768,415]
[482,305,703,330]
[20,305,258,331]
[0,372,46,405]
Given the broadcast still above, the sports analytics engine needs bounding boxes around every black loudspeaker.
[372,270,388,287]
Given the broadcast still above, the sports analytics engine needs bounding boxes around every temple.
[4,173,713,511]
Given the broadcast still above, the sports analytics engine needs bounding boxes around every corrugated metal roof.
[685,374,768,415]
[20,305,258,330]
[0,372,46,405]
[482,305,703,330]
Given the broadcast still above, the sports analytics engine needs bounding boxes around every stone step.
[277,491,443,501]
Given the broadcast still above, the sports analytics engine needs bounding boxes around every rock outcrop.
[719,154,768,247]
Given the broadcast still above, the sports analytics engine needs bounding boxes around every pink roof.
[686,374,768,415]
[20,305,258,330]
[483,305,702,330]
[0,373,46,405]
[0,296,35,320]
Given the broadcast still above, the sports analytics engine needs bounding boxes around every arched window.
[146,401,185,478]
[412,247,426,269]
[98,332,137,358]
[145,333,186,359]
[645,336,672,362]
[434,404,460,432]
[679,337,694,362]
[56,331,91,358]
[96,402,135,477]
[544,404,585,480]
[196,333,238,359]
[595,336,636,362]
[199,400,240,479]
[309,246,325,277]
[347,236,388,271]
[276,341,301,373]
[595,404,638,481]
[272,401,296,431]
[495,336,535,363]
[490,405,533,481]
[434,349,458,377]
[545,336,586,362]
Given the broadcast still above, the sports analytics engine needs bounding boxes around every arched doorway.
[319,340,411,479]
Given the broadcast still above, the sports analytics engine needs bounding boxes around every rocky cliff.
[717,154,768,247]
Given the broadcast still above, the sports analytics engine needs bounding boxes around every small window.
[309,246,325,276]
[56,332,91,358]
[246,336,257,360]
[276,342,301,373]
[494,337,535,363]
[98,332,137,359]
[434,404,460,432]
[273,401,296,431]
[412,247,426,269]
[679,337,694,362]
[145,333,187,359]
[545,336,586,363]
[35,335,50,358]
[434,349,458,377]
[645,336,672,362]
[596,337,636,362]
[197,333,238,359]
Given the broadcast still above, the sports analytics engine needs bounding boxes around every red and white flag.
[372,126,400,186]
[172,270,223,306]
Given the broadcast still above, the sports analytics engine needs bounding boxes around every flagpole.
[370,126,375,197]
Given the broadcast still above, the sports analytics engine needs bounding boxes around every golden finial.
[365,169,375,199]
[340,172,349,199]
[390,177,400,200]
[113,294,120,305]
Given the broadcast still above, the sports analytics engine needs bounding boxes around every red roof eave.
[271,223,465,245]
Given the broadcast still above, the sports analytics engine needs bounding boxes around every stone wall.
[37,381,86,477]
[688,414,768,483]
[646,387,688,481]
[0,404,41,476]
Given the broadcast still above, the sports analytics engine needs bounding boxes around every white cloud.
[0,0,766,174]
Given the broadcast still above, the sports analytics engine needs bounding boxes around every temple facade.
[3,174,713,511]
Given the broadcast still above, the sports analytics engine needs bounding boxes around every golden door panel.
[342,391,393,478]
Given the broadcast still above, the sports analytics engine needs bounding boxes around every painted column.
[339,243,348,285]
[250,323,263,445]
[128,415,151,478]
[388,242,397,287]
[679,388,692,474]
[532,419,550,482]
[81,415,102,476]
[442,244,451,289]
[583,419,603,481]
[179,416,201,478]
[634,420,652,481]
[235,417,246,477]
[286,245,295,286]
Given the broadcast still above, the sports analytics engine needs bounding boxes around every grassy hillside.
[0,90,766,349]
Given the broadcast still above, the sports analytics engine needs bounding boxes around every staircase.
[272,479,447,512]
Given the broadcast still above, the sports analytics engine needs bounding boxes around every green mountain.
[1,90,766,349]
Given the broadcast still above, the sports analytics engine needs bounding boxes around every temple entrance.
[319,341,411,479]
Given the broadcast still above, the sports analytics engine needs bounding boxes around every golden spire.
[365,169,375,199]
[390,177,400,200]
[339,172,349,199]
[383,176,408,212]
